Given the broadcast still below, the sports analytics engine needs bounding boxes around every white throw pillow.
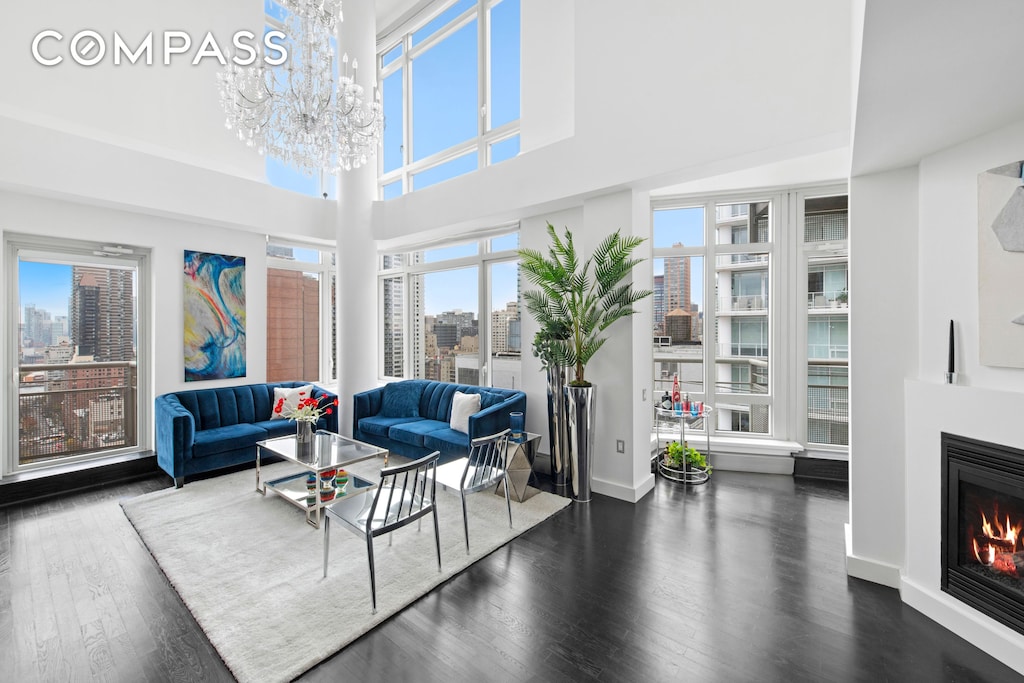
[449,391,481,434]
[271,384,315,420]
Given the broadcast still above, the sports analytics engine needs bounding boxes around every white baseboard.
[844,522,901,588]
[591,472,656,503]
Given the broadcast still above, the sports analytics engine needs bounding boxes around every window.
[804,194,849,447]
[653,206,706,429]
[378,230,521,389]
[653,188,849,452]
[714,201,771,434]
[8,237,150,473]
[266,242,337,383]
[377,0,521,198]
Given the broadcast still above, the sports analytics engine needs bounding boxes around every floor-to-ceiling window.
[266,241,337,383]
[377,0,521,198]
[652,186,848,455]
[803,193,849,449]
[7,236,150,472]
[378,229,521,389]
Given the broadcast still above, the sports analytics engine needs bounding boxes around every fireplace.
[942,432,1024,635]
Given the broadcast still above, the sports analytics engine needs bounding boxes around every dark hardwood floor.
[1,469,1021,682]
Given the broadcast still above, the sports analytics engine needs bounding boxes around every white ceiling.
[852,0,1024,175]
[375,0,422,33]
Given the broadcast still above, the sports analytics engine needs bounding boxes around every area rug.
[121,460,570,683]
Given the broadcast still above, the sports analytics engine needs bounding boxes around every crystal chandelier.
[217,0,383,175]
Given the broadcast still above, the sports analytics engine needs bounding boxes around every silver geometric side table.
[496,431,542,502]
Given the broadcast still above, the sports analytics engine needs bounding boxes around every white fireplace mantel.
[904,379,1024,673]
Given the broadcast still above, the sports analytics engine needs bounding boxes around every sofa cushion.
[252,419,298,439]
[478,390,505,410]
[449,391,480,434]
[270,384,314,420]
[389,419,449,448]
[424,428,471,454]
[193,423,268,458]
[381,381,424,418]
[359,415,424,438]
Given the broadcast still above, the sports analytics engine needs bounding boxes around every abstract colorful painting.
[184,251,246,381]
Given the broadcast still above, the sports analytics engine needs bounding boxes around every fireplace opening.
[942,432,1024,635]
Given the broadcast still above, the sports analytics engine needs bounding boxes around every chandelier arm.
[217,0,381,174]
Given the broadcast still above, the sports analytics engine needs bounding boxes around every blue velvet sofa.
[353,380,526,462]
[156,382,338,487]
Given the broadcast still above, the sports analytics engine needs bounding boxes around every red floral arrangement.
[274,391,338,424]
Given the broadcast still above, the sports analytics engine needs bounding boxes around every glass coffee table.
[256,430,388,528]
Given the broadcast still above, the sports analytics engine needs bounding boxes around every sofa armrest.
[468,392,526,440]
[155,394,196,478]
[311,386,340,433]
[352,387,386,435]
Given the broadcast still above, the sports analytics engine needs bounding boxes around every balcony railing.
[808,384,849,445]
[807,292,849,310]
[807,344,848,360]
[717,294,767,313]
[18,361,137,466]
[716,343,768,358]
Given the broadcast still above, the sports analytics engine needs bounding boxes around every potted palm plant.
[532,321,571,488]
[519,223,651,501]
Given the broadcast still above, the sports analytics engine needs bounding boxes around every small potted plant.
[664,440,712,475]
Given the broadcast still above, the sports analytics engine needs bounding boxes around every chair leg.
[367,533,377,614]
[432,510,442,572]
[460,489,470,555]
[503,473,513,529]
[322,516,330,578]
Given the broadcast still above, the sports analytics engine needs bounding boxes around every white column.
[847,166,919,587]
[336,0,378,436]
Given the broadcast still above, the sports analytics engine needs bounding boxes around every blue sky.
[20,261,71,319]
[653,207,705,307]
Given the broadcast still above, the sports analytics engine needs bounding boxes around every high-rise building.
[490,301,519,354]
[70,266,135,361]
[266,269,320,381]
[663,247,692,328]
[23,305,52,347]
[71,272,100,357]
[653,274,666,334]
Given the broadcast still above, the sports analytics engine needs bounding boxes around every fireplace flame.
[971,507,1024,575]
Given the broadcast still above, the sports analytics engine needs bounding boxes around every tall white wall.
[847,165,919,586]
[519,0,573,153]
[916,120,1024,390]
[4,0,263,178]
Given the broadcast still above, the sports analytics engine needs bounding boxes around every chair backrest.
[461,429,511,494]
[365,451,440,537]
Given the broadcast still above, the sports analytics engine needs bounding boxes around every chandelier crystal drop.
[216,0,382,175]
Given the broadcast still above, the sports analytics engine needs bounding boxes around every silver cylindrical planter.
[546,365,570,488]
[566,384,596,502]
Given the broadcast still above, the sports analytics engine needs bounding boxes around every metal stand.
[654,406,713,485]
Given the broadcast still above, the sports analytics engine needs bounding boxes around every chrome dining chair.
[431,429,513,554]
[323,451,441,613]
